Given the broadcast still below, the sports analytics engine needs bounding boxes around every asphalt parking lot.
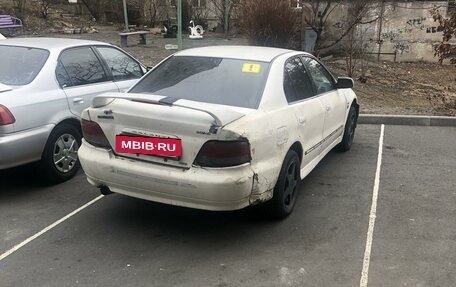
[0,124,455,287]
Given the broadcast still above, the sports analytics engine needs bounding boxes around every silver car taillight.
[194,140,251,167]
[0,104,15,125]
[81,119,112,148]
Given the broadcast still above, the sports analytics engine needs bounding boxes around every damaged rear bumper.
[79,140,273,211]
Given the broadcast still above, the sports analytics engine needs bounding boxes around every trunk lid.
[0,83,13,93]
[88,93,249,168]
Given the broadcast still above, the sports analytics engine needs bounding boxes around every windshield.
[0,45,50,86]
[129,56,269,109]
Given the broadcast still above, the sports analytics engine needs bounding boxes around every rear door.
[302,57,347,151]
[94,46,144,92]
[56,46,119,117]
[283,56,326,168]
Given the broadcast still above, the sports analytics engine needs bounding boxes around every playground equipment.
[189,20,204,39]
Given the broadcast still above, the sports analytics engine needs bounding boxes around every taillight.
[81,119,111,148]
[194,140,251,167]
[0,105,15,125]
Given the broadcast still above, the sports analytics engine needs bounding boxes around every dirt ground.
[326,59,456,116]
[4,19,456,116]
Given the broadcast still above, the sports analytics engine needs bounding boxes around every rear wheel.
[268,150,300,219]
[38,123,81,183]
[336,106,357,152]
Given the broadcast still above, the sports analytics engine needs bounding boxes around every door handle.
[73,98,84,104]
[325,105,331,112]
[298,116,307,125]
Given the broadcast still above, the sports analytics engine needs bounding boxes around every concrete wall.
[375,1,449,62]
[323,1,451,62]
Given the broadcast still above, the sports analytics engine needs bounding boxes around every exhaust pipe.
[100,185,113,195]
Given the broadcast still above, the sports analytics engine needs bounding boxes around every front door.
[302,57,347,151]
[283,56,326,169]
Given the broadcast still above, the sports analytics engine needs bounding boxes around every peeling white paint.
[276,126,289,145]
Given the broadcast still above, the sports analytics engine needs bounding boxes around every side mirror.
[146,66,154,71]
[336,77,354,89]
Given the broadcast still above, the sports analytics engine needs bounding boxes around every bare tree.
[302,0,381,55]
[79,0,104,20]
[430,7,456,64]
[190,6,209,29]
[208,0,237,32]
[342,24,376,81]
[145,0,168,27]
[12,0,27,16]
[239,0,299,49]
[342,1,380,79]
[38,0,51,19]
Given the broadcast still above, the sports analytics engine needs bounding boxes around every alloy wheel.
[283,161,299,209]
[53,133,79,173]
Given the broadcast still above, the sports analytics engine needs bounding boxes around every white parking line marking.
[360,124,385,287]
[0,195,104,262]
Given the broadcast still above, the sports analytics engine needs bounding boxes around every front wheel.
[267,150,300,219]
[336,106,357,152]
[38,123,81,183]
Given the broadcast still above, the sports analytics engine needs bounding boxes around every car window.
[302,57,335,95]
[55,60,71,88]
[0,45,49,86]
[283,57,314,103]
[129,56,269,109]
[59,47,108,87]
[96,46,143,81]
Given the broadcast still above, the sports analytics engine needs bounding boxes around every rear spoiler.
[92,93,245,134]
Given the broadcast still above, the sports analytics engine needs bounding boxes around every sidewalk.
[359,114,456,126]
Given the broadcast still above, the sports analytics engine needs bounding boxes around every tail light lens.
[81,119,112,148]
[194,140,251,167]
[0,105,15,125]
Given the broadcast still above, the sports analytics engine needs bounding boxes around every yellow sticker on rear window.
[242,63,261,73]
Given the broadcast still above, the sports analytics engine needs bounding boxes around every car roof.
[175,46,306,62]
[0,37,110,51]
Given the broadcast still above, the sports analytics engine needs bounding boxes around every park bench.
[118,31,149,47]
[0,15,23,34]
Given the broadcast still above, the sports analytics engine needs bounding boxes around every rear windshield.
[129,56,269,109]
[0,45,49,86]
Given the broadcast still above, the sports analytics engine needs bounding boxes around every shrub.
[238,0,300,49]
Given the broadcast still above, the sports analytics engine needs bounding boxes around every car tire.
[336,105,357,152]
[267,150,300,219]
[38,123,81,184]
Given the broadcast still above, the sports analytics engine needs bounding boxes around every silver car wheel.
[53,133,79,173]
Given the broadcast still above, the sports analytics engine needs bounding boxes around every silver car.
[0,38,146,182]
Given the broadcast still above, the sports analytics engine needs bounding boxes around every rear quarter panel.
[222,55,303,197]
[222,108,299,197]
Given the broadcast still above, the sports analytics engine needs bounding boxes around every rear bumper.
[0,125,52,169]
[78,140,255,211]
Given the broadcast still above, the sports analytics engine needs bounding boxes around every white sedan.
[78,46,359,218]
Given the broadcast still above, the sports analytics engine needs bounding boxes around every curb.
[358,114,456,127]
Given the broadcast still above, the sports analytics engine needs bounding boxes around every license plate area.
[116,135,182,157]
